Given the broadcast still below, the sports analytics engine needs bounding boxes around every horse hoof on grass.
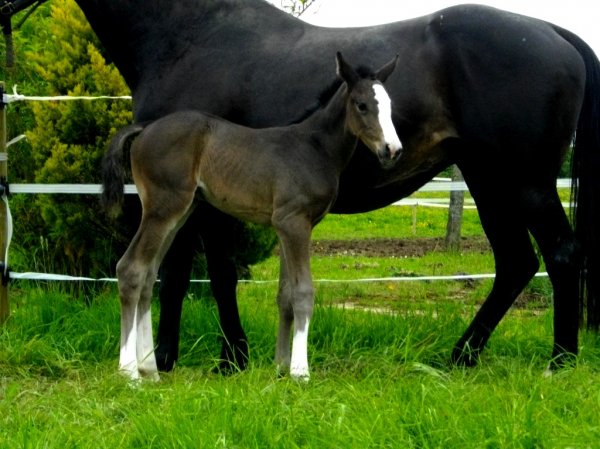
[213,337,249,375]
[544,351,577,377]
[155,348,177,373]
[450,346,481,367]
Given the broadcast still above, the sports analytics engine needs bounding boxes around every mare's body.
[79,0,600,370]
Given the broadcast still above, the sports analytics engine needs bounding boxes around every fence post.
[445,165,464,251]
[0,82,8,323]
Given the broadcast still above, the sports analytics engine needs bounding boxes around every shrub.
[5,0,277,281]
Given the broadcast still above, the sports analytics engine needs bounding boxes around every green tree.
[279,0,317,17]
[4,0,277,280]
[9,0,133,276]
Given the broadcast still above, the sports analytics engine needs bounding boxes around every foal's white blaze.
[290,318,310,380]
[373,83,402,157]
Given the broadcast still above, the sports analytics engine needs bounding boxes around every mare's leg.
[523,186,579,367]
[451,170,539,366]
[200,207,248,372]
[155,204,248,373]
[273,214,314,380]
[155,209,200,372]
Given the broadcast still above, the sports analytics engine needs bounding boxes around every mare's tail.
[101,123,145,216]
[559,28,600,330]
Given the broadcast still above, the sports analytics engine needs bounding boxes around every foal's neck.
[299,85,358,170]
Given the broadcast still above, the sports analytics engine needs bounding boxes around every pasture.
[2,202,600,448]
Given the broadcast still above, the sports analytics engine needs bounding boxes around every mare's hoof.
[544,351,577,376]
[450,345,481,367]
[155,348,177,372]
[214,337,249,374]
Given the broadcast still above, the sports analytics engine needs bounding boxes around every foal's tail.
[559,27,600,330]
[101,123,146,216]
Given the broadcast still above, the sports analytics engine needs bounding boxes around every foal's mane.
[288,65,379,125]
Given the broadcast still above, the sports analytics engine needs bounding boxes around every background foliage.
[0,0,277,279]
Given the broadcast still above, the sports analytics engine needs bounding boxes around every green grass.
[1,279,599,448]
[248,251,498,314]
[3,197,597,448]
[312,202,485,240]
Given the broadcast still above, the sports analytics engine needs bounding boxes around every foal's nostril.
[387,144,397,159]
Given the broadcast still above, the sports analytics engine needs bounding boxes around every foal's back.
[131,110,338,226]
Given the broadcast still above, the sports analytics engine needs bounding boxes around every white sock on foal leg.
[119,320,140,380]
[289,318,310,381]
[136,307,159,381]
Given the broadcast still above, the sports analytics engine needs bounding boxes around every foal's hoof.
[119,366,140,382]
[214,337,249,374]
[276,363,310,382]
[290,368,310,383]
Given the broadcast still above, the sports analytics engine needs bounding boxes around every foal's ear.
[375,54,399,83]
[336,52,360,87]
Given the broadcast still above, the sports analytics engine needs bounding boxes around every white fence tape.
[2,86,132,104]
[6,270,551,283]
[8,180,572,197]
[3,180,572,283]
[9,184,138,194]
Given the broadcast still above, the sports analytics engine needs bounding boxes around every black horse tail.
[558,26,600,330]
[101,123,146,216]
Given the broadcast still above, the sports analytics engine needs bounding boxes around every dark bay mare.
[102,53,400,380]
[74,0,600,372]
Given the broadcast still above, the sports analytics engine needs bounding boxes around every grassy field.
[2,200,600,448]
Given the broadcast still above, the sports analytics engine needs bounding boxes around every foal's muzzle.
[377,142,403,168]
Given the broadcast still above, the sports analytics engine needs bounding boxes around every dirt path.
[311,236,491,257]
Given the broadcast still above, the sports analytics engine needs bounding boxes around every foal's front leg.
[274,215,314,380]
[275,251,293,373]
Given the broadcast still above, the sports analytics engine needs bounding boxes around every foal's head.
[337,52,402,165]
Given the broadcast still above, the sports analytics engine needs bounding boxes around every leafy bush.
[3,0,277,280]
[7,0,132,277]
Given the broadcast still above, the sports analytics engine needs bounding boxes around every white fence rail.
[0,91,570,288]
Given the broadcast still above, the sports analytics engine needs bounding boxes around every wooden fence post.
[445,165,464,251]
[0,82,9,324]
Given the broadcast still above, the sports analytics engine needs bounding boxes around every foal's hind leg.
[273,213,314,380]
[117,240,144,379]
[451,176,539,366]
[135,259,161,380]
[117,227,160,380]
[117,194,196,380]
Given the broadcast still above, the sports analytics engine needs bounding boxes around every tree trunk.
[445,165,464,251]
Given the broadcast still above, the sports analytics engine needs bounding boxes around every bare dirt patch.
[311,236,491,258]
[309,236,549,311]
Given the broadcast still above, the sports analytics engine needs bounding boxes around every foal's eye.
[355,102,368,114]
